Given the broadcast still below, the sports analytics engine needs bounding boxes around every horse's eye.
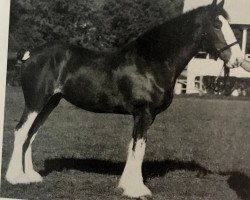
[214,17,222,29]
[214,19,222,29]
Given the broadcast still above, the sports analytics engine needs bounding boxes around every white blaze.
[218,15,244,67]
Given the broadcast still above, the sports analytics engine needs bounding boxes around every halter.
[201,31,239,60]
[212,41,239,94]
[215,41,239,59]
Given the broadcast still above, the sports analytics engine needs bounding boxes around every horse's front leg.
[118,107,154,198]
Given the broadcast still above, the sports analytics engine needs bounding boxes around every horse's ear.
[218,0,225,8]
[211,0,217,7]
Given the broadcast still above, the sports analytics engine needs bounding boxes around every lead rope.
[213,64,231,95]
[214,65,225,84]
[212,65,225,93]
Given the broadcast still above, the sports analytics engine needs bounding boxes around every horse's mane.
[143,3,228,39]
[121,3,229,57]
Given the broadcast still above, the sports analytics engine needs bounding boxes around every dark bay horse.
[6,0,244,198]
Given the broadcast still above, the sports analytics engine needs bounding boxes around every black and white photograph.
[0,0,250,199]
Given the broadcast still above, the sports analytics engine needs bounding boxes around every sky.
[183,0,250,24]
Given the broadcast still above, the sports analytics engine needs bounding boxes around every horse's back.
[20,42,168,114]
[20,43,127,112]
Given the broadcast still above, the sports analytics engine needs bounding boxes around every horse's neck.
[172,43,200,78]
[136,11,204,78]
[162,20,202,78]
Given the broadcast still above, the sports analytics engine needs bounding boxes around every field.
[1,86,250,200]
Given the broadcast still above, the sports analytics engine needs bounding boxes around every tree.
[9,0,184,51]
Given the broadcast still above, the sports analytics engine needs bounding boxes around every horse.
[6,0,244,198]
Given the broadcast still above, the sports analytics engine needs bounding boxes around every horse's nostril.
[236,57,244,66]
[225,62,233,68]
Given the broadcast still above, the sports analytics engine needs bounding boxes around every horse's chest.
[114,65,166,104]
[129,73,164,102]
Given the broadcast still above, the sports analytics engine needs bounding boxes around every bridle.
[201,30,239,60]
[202,36,239,93]
[213,41,239,83]
[200,17,240,94]
[212,41,239,94]
[214,41,239,59]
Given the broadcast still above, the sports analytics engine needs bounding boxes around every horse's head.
[199,0,244,68]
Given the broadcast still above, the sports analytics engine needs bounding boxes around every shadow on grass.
[39,158,211,180]
[220,171,250,200]
[40,158,250,200]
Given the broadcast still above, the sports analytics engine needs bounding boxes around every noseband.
[215,41,239,59]
[213,41,239,95]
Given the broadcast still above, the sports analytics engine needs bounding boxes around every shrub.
[9,0,184,51]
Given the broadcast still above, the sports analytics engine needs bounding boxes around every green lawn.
[1,86,250,200]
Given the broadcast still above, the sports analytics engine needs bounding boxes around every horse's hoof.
[119,183,152,198]
[6,170,43,184]
[6,172,31,184]
[27,171,43,183]
[138,196,153,200]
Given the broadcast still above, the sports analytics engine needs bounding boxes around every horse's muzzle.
[225,57,243,69]
[224,61,237,69]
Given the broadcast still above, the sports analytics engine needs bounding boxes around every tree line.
[9,0,184,52]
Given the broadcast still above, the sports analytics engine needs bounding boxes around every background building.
[175,0,250,95]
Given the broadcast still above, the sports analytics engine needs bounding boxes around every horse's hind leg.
[6,94,61,184]
[5,108,38,184]
[118,107,154,198]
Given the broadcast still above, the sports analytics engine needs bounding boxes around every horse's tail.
[17,49,30,62]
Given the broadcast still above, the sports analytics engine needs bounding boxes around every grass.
[1,86,250,200]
